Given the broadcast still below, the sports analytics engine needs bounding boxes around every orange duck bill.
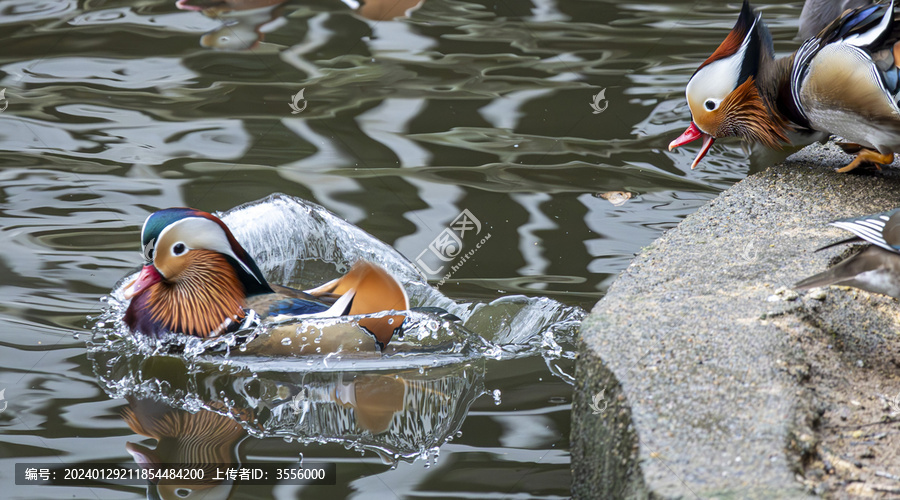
[668,122,715,170]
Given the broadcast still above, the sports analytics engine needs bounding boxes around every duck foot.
[836,149,893,173]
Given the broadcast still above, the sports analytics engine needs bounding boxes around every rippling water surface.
[0,0,810,498]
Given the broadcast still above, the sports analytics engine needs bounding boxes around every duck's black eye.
[172,243,187,256]
[705,99,717,111]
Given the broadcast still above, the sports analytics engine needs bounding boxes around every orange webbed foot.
[836,149,894,173]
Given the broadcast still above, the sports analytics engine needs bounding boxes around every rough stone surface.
[572,143,900,499]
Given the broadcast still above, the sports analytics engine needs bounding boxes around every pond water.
[0,0,811,498]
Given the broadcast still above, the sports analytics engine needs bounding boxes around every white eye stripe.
[156,217,262,283]
[686,16,759,114]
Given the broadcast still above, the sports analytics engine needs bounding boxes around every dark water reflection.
[0,0,810,497]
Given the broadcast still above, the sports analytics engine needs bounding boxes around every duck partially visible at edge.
[794,207,900,298]
[670,0,900,174]
[799,0,872,40]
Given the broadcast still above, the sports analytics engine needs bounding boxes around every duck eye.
[172,242,187,256]
[705,99,718,111]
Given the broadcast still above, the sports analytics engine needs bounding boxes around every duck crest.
[697,0,772,87]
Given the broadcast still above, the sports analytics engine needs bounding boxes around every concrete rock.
[573,143,900,499]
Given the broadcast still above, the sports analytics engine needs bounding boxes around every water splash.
[88,194,584,464]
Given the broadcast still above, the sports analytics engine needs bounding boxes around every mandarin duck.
[670,0,900,173]
[799,0,872,40]
[794,208,900,298]
[122,208,409,349]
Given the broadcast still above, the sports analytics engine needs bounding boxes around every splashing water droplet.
[492,389,502,405]
[281,338,292,345]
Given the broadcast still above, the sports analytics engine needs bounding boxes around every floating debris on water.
[596,191,633,206]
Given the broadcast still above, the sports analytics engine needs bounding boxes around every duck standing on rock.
[794,208,900,298]
[670,0,900,173]
[122,208,409,349]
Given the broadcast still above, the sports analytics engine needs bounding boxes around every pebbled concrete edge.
[572,143,900,499]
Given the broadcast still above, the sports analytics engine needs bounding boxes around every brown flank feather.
[147,250,246,337]
[719,78,790,148]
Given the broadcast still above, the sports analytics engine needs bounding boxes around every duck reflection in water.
[294,373,410,434]
[176,0,426,50]
[109,361,482,472]
[122,396,248,499]
[176,0,290,50]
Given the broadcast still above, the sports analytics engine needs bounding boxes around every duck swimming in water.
[122,207,409,349]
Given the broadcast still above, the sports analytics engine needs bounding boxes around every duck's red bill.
[174,0,202,11]
[123,265,163,300]
[668,122,715,170]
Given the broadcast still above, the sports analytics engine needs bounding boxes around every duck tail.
[793,268,844,291]
[793,247,872,291]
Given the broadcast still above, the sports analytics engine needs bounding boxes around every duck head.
[123,208,272,338]
[669,1,790,169]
